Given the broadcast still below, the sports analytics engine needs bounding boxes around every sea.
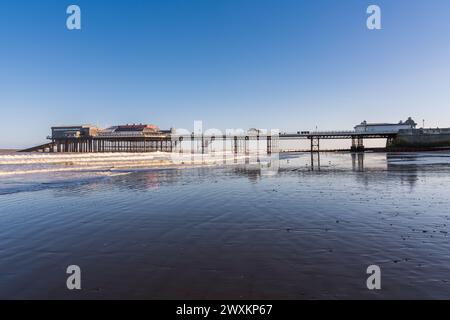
[0,150,450,299]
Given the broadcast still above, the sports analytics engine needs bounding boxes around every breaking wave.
[0,151,253,176]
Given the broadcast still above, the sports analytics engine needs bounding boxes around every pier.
[280,130,397,151]
[49,135,175,153]
[20,118,420,154]
[28,124,279,155]
[22,129,396,154]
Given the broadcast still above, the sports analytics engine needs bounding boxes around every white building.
[354,117,417,133]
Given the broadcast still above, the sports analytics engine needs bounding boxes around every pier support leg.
[310,137,320,171]
[351,137,364,152]
[386,136,395,150]
[201,135,205,154]
[351,137,357,152]
[244,136,249,155]
[357,137,364,152]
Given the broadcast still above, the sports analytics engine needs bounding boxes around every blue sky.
[1,0,450,148]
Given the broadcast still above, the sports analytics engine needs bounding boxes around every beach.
[0,151,449,299]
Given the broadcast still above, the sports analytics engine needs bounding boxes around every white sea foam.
[0,152,161,164]
[0,151,259,176]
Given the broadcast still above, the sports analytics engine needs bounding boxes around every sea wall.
[388,128,450,150]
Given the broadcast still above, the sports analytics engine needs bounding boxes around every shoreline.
[0,151,268,177]
[281,146,450,153]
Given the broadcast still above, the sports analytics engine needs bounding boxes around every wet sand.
[0,152,449,299]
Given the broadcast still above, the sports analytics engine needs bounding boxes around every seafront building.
[47,124,174,153]
[354,117,417,133]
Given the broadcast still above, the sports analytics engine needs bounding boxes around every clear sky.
[1,0,450,148]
